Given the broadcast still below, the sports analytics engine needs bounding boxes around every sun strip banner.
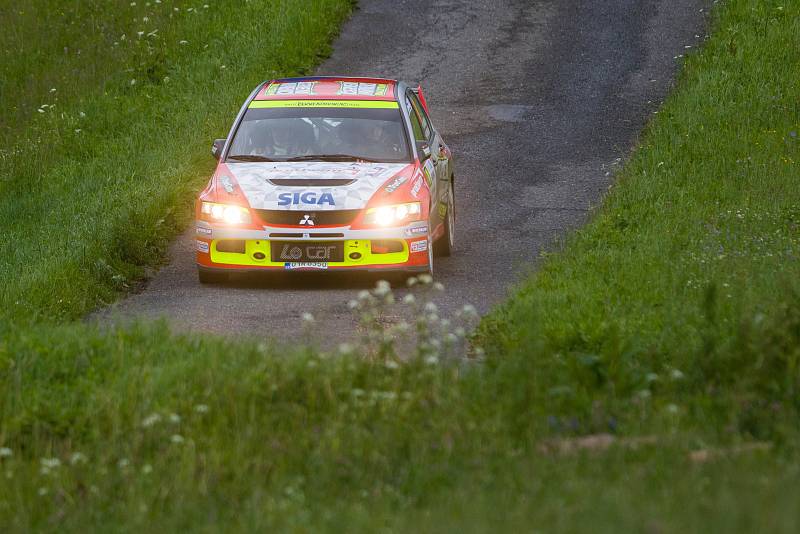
[249,100,399,109]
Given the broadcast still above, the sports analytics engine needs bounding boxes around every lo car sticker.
[196,240,209,253]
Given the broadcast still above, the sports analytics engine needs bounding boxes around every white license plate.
[284,262,328,270]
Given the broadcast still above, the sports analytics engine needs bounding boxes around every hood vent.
[268,178,355,187]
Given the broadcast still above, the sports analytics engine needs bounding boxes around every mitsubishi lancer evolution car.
[195,76,455,283]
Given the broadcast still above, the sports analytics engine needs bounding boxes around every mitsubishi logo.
[299,214,314,226]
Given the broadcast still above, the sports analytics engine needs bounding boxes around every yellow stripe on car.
[249,100,399,109]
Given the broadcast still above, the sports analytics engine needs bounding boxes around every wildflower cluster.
[344,276,481,363]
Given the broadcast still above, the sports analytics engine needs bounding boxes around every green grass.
[0,0,354,322]
[2,0,800,531]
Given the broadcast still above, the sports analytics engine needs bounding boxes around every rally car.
[195,76,455,283]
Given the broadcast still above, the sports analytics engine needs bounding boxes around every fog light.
[253,252,266,260]
[349,252,362,260]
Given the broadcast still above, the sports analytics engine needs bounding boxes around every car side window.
[405,96,426,141]
[408,92,432,140]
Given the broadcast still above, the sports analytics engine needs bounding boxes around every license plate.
[271,241,344,262]
[284,262,328,270]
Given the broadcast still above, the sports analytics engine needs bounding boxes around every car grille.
[255,209,360,227]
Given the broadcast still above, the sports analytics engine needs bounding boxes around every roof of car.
[253,76,399,101]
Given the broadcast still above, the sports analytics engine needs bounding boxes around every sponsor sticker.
[196,240,210,253]
[250,100,398,109]
[438,202,448,218]
[266,82,316,96]
[422,165,433,187]
[219,175,235,193]
[384,175,407,193]
[410,177,423,198]
[410,240,428,253]
[196,226,212,236]
[405,225,428,236]
[337,82,389,96]
[284,262,328,270]
[277,191,335,206]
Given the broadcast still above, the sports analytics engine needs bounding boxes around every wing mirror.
[211,138,226,160]
[416,140,432,162]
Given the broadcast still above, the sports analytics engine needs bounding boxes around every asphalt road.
[98,0,707,344]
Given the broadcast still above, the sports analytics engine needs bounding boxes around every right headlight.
[363,202,422,227]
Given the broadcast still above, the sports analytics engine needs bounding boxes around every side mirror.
[416,141,432,162]
[211,138,226,160]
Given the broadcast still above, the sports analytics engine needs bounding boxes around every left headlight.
[363,202,422,227]
[200,202,252,225]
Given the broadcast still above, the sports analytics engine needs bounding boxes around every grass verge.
[0,0,354,322]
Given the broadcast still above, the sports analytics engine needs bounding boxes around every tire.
[425,236,435,276]
[435,179,455,257]
[198,267,228,284]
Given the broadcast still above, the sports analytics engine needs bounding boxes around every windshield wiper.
[226,154,277,162]
[283,154,381,163]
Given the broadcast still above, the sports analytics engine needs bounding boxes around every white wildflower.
[461,304,477,317]
[385,360,399,370]
[670,369,685,380]
[40,458,61,469]
[130,79,136,85]
[357,290,371,301]
[142,413,161,428]
[374,280,391,296]
[347,299,359,309]
[419,274,433,285]
[142,464,153,474]
[402,293,415,304]
[168,413,181,424]
[79,111,86,118]
[117,458,130,469]
[301,312,315,323]
[69,452,87,465]
[406,276,418,287]
[338,343,354,354]
[424,355,439,365]
[38,487,48,496]
[666,404,679,414]
[0,448,11,458]
[170,434,184,444]
[433,282,445,292]
[194,404,209,414]
[424,302,437,313]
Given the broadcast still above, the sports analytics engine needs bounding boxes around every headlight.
[364,202,422,226]
[201,202,252,224]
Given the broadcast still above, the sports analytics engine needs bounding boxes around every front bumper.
[195,221,430,272]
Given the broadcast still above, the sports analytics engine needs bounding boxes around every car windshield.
[226,106,411,163]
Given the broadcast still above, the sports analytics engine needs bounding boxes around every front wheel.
[435,179,455,257]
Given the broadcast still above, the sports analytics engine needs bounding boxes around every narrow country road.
[98,0,708,343]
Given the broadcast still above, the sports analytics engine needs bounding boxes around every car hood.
[226,161,410,211]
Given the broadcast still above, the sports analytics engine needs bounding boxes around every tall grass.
[1,0,800,530]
